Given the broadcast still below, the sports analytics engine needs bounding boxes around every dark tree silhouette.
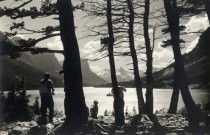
[142,0,161,127]
[57,0,88,126]
[106,0,125,125]
[0,0,61,55]
[182,0,209,20]
[126,0,145,114]
[143,0,153,115]
[0,0,88,127]
[167,0,207,114]
[0,31,62,58]
[205,0,210,23]
[84,0,147,115]
[84,0,162,115]
[82,0,149,60]
[163,0,202,128]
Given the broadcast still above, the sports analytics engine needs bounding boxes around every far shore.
[1,86,209,91]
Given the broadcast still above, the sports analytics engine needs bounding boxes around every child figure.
[90,100,98,118]
[34,97,40,114]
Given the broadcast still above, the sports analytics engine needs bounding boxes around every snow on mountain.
[92,67,134,83]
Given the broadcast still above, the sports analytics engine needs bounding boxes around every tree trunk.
[165,0,180,114]
[173,39,201,128]
[126,0,145,114]
[57,0,88,126]
[168,87,179,113]
[143,0,161,127]
[143,0,153,115]
[205,0,210,24]
[163,0,201,128]
[106,0,124,125]
[168,75,179,113]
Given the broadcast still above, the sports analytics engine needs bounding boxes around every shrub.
[3,82,32,122]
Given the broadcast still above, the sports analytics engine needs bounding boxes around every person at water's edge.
[39,73,55,124]
[112,85,126,125]
[90,100,98,118]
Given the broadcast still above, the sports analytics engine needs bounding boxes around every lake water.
[27,87,210,115]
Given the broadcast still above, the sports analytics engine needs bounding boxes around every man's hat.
[93,100,98,105]
[44,72,50,77]
[119,85,126,92]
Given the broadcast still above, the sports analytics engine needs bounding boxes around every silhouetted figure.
[0,91,5,118]
[112,85,126,125]
[90,100,98,118]
[34,97,40,115]
[20,77,27,98]
[39,73,55,124]
[117,85,126,99]
[20,76,25,89]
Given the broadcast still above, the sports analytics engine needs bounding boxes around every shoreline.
[0,113,210,135]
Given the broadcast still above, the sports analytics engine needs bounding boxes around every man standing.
[39,73,55,124]
[112,85,126,125]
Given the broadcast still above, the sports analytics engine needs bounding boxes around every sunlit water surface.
[27,87,210,115]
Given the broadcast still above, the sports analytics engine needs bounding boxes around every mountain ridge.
[0,53,64,90]
[59,59,108,86]
[0,54,109,90]
[96,28,210,89]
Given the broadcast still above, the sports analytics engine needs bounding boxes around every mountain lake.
[26,87,210,115]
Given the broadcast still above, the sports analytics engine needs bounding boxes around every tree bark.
[57,0,88,126]
[127,0,145,114]
[106,0,124,125]
[168,81,179,113]
[143,0,153,115]
[163,0,201,128]
[143,0,161,127]
[164,0,180,114]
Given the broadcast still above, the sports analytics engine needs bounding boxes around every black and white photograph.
[0,0,210,134]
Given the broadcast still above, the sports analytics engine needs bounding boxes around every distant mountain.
[0,53,63,90]
[95,68,157,88]
[98,28,210,89]
[96,67,165,84]
[80,59,108,86]
[94,68,110,82]
[152,27,210,89]
[116,67,134,82]
[59,59,108,86]
[95,67,145,83]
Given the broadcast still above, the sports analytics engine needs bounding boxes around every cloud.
[153,48,173,62]
[0,17,11,32]
[185,14,209,34]
[90,65,104,73]
[45,36,63,50]
[149,14,208,69]
[81,40,106,60]
[184,37,199,53]
[114,41,130,53]
[36,36,64,61]
[152,41,174,68]
[138,63,146,72]
[181,14,208,53]
[83,27,186,71]
[15,34,25,39]
[135,37,145,49]
[148,28,154,34]
[82,40,100,54]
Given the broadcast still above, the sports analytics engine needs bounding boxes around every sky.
[0,0,209,74]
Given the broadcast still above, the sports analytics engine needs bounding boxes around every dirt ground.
[0,113,210,135]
